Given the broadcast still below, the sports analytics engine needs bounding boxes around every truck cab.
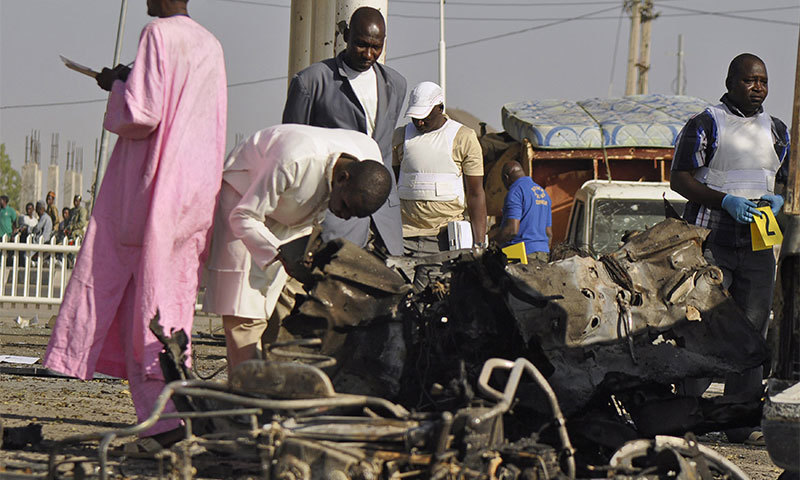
[565,180,687,255]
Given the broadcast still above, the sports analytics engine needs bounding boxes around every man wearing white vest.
[671,53,790,445]
[392,82,487,286]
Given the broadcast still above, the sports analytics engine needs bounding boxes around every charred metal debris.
[47,219,766,479]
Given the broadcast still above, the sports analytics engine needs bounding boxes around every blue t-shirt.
[503,177,552,254]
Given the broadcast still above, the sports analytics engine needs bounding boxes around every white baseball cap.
[404,81,444,119]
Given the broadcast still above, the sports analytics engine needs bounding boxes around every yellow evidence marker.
[502,242,528,264]
[751,206,783,251]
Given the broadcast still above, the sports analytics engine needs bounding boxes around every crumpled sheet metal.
[501,219,768,413]
[282,238,412,330]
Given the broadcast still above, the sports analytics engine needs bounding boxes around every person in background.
[392,81,487,286]
[45,0,228,453]
[31,201,53,243]
[0,195,17,240]
[67,195,88,240]
[16,202,38,242]
[56,207,71,239]
[490,160,552,262]
[670,53,789,445]
[45,191,60,226]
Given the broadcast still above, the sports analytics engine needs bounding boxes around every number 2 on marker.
[750,206,782,251]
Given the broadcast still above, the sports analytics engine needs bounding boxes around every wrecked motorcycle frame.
[47,219,766,479]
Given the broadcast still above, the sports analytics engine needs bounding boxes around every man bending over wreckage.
[203,124,391,372]
[44,0,227,453]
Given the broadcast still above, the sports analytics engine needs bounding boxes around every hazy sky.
[1,0,798,205]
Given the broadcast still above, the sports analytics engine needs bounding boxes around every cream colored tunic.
[204,124,381,318]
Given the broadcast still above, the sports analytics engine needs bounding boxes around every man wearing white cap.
[392,81,487,285]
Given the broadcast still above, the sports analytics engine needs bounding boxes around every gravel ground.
[0,312,786,479]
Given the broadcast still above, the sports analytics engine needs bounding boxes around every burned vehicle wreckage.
[48,218,766,479]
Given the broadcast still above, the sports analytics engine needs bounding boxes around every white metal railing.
[0,234,82,305]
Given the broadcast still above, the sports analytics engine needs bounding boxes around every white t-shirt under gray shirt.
[342,62,378,137]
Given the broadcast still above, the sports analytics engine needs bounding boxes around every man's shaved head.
[346,160,391,216]
[343,7,386,72]
[725,53,768,116]
[726,53,765,87]
[329,157,391,220]
[350,7,385,34]
[501,161,526,189]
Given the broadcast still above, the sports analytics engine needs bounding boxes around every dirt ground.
[0,311,787,479]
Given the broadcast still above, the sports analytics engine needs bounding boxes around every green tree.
[0,143,21,210]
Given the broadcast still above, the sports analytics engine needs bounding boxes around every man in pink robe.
[44,0,227,445]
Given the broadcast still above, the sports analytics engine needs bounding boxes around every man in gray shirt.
[32,201,53,243]
[282,6,407,256]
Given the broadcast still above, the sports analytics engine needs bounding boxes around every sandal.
[110,437,164,458]
[743,430,765,446]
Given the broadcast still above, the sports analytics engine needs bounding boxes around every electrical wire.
[390,4,620,61]
[607,2,626,97]
[2,2,797,110]
[210,0,289,7]
[0,98,108,110]
[658,3,799,26]
[391,5,799,22]
[391,0,713,5]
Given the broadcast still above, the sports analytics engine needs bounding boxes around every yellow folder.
[502,242,528,265]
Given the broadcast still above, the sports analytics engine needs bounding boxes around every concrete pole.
[773,25,800,382]
[786,27,800,216]
[92,0,127,212]
[636,0,653,95]
[334,0,388,63]
[287,0,312,83]
[439,0,446,109]
[625,0,641,96]
[677,34,685,95]
[311,0,336,64]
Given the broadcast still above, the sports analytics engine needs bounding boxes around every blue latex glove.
[721,194,760,224]
[760,194,784,215]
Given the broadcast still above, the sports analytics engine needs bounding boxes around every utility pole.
[92,0,127,212]
[676,34,686,95]
[774,26,800,382]
[287,0,312,84]
[625,0,641,96]
[636,0,655,95]
[311,0,335,63]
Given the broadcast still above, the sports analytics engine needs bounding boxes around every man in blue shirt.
[491,161,552,261]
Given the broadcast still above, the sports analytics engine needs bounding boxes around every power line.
[391,0,711,5]
[3,2,798,110]
[210,0,289,7]
[227,75,286,87]
[0,98,107,110]
[389,4,621,60]
[391,5,799,22]
[658,3,800,26]
[607,3,626,97]
[392,0,628,5]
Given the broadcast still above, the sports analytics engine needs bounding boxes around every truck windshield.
[591,199,686,254]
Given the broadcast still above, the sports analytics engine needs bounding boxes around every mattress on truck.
[501,94,712,150]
